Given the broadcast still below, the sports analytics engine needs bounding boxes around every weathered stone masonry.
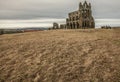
[60,1,95,29]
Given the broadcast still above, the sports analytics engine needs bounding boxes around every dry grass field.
[0,29,120,82]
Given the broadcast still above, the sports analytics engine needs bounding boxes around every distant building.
[101,26,111,29]
[60,1,95,29]
[60,24,66,29]
[53,22,59,29]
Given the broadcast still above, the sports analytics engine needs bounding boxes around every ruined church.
[59,1,95,29]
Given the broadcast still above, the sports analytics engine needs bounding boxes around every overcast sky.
[0,0,120,19]
[0,0,120,28]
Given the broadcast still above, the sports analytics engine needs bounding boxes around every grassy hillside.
[0,29,120,82]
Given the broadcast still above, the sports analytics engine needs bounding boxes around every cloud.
[0,18,120,29]
[0,18,66,28]
[0,0,120,28]
[0,0,75,19]
[0,0,120,19]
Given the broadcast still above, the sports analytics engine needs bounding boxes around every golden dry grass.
[0,29,120,82]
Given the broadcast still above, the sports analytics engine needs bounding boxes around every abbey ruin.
[53,1,95,29]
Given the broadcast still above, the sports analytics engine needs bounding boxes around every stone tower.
[53,22,59,29]
[66,1,95,29]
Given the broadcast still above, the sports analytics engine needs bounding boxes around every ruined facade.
[53,22,59,29]
[60,24,66,29]
[60,1,95,29]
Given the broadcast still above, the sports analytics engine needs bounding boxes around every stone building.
[60,24,66,29]
[53,22,59,29]
[60,1,95,29]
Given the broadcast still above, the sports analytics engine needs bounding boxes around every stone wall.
[60,24,66,29]
[54,1,95,30]
[53,22,59,29]
[66,1,95,29]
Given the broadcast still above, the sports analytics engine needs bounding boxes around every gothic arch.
[77,22,79,29]
[70,23,72,29]
[73,22,75,29]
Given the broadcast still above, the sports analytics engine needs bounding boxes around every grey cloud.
[0,0,120,19]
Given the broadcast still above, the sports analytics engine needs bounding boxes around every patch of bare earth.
[0,29,120,82]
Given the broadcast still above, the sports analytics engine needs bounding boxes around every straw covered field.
[0,29,120,82]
